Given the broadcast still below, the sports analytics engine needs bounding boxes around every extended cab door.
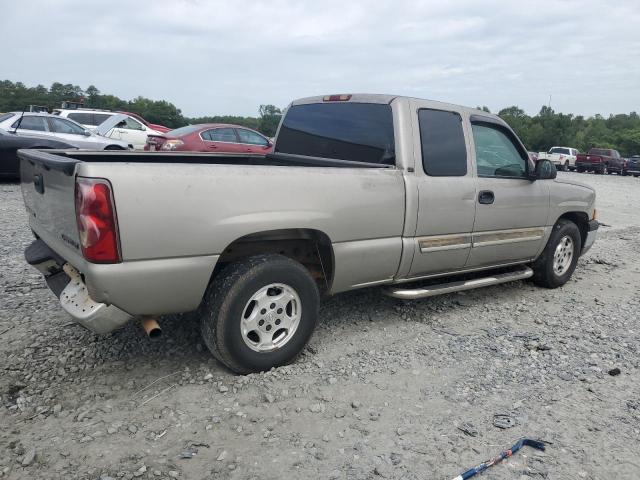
[406,102,477,277]
[465,117,549,268]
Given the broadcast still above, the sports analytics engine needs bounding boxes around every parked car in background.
[575,148,627,175]
[118,111,170,133]
[628,155,640,177]
[538,146,580,171]
[145,124,273,153]
[0,112,131,150]
[0,128,75,179]
[54,109,163,149]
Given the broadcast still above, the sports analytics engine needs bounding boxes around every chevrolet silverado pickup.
[576,148,627,175]
[19,94,598,373]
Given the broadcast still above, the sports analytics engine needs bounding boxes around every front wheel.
[199,254,320,374]
[577,167,585,173]
[531,219,581,288]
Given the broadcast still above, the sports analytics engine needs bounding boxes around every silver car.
[0,112,131,150]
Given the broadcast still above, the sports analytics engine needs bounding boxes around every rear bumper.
[582,219,599,255]
[25,239,132,334]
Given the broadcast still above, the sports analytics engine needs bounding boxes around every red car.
[118,111,171,133]
[144,124,273,153]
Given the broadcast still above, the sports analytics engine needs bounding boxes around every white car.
[54,109,162,149]
[0,112,131,150]
[538,146,580,171]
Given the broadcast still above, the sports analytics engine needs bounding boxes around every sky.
[2,0,639,118]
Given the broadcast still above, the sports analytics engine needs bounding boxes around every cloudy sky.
[2,0,639,117]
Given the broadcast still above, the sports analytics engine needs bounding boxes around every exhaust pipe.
[141,317,162,340]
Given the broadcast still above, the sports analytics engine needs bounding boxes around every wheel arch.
[212,228,335,294]
[556,211,589,249]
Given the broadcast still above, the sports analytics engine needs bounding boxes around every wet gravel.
[1,173,639,479]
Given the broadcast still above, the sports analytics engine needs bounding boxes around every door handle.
[478,190,495,204]
[208,143,217,148]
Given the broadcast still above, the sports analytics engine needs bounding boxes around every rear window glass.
[93,113,113,125]
[549,147,571,155]
[0,113,15,123]
[276,103,395,164]
[166,125,202,137]
[419,109,467,176]
[589,149,612,156]
[11,116,48,131]
[68,112,96,125]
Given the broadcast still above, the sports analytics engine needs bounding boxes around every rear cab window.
[276,102,395,165]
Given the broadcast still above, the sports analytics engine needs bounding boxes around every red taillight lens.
[74,177,121,263]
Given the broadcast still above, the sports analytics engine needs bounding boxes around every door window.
[118,117,144,131]
[68,112,96,125]
[237,129,268,146]
[93,113,113,126]
[418,109,467,176]
[48,118,86,135]
[204,128,238,143]
[11,116,48,131]
[471,124,527,178]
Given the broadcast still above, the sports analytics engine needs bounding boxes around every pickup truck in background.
[538,146,580,171]
[575,148,628,175]
[627,155,640,177]
[19,94,598,374]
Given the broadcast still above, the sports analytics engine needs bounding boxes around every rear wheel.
[577,167,585,173]
[531,219,581,288]
[105,145,125,150]
[602,164,609,174]
[199,254,319,374]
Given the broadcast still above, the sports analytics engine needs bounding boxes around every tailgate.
[19,149,82,260]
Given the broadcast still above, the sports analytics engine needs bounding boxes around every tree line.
[1,80,639,155]
[0,80,282,137]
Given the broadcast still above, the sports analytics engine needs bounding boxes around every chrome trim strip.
[418,234,472,253]
[472,228,544,247]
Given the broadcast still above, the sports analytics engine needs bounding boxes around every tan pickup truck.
[19,94,598,373]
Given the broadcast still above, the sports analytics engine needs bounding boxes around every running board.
[384,266,534,300]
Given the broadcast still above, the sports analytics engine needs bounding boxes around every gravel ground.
[1,172,639,480]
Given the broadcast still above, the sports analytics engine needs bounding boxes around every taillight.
[74,177,121,263]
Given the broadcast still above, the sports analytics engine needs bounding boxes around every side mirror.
[531,159,557,180]
[83,130,91,137]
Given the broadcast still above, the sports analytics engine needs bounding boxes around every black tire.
[577,168,585,173]
[199,254,319,374]
[105,145,125,150]
[531,219,582,289]
[634,174,640,178]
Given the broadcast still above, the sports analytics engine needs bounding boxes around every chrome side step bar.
[384,267,534,300]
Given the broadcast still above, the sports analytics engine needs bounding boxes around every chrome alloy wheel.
[553,235,574,276]
[240,283,301,352]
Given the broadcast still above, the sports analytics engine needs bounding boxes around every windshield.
[165,125,202,137]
